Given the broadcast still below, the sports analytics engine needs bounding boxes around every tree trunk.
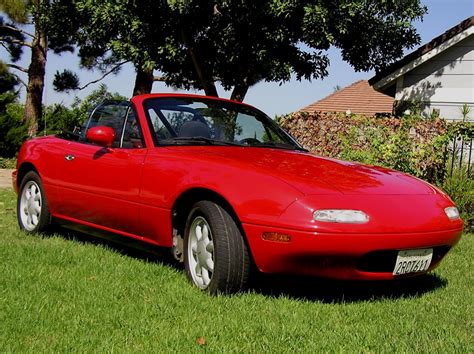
[230,84,249,102]
[133,66,154,96]
[181,30,218,97]
[188,46,218,97]
[23,13,47,137]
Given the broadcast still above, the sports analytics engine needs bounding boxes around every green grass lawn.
[1,188,473,352]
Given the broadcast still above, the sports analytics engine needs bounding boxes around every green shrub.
[40,103,84,135]
[439,168,474,231]
[0,103,27,158]
[280,111,448,183]
[0,84,128,160]
[0,157,17,169]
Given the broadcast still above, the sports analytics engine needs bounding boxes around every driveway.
[0,169,14,189]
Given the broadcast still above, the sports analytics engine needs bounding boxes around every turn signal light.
[262,232,291,242]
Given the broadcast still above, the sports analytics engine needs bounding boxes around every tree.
[157,0,426,101]
[39,83,128,136]
[49,1,426,102]
[47,0,167,97]
[0,0,50,137]
[0,62,27,157]
[69,83,128,123]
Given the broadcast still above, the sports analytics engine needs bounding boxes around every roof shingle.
[298,80,394,116]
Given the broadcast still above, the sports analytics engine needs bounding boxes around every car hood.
[177,147,436,196]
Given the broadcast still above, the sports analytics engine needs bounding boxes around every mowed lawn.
[0,188,472,352]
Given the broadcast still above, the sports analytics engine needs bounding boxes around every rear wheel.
[184,201,250,294]
[17,171,51,233]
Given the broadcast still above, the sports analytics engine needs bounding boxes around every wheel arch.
[17,162,39,188]
[171,188,253,252]
[172,188,240,232]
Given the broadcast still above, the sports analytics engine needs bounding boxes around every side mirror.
[86,126,115,147]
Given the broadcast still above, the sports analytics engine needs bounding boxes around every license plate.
[393,248,433,276]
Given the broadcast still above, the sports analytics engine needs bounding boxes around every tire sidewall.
[183,200,250,294]
[183,202,220,293]
[17,171,50,233]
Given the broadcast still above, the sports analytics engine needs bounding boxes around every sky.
[3,0,474,118]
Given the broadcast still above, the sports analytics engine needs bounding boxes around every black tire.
[184,201,250,294]
[17,171,52,233]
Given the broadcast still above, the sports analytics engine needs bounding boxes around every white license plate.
[393,248,433,275]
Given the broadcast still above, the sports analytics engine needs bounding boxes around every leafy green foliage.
[154,0,427,99]
[39,84,128,135]
[0,84,127,157]
[281,111,449,182]
[53,69,80,92]
[448,120,474,140]
[460,104,471,122]
[1,0,79,137]
[0,17,25,62]
[0,103,27,157]
[47,0,426,101]
[443,121,474,230]
[441,168,474,232]
[0,64,25,158]
[0,0,29,23]
[0,156,16,168]
[69,84,128,121]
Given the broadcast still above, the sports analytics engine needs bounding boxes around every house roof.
[298,80,394,116]
[369,16,474,90]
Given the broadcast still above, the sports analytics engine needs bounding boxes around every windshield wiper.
[159,137,241,146]
[243,141,308,151]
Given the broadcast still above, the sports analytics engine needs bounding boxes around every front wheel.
[184,201,250,294]
[17,171,52,233]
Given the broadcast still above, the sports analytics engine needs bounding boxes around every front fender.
[140,149,305,225]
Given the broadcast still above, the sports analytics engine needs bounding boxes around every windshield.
[143,97,302,150]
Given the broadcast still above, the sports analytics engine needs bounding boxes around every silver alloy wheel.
[19,180,42,231]
[187,216,215,289]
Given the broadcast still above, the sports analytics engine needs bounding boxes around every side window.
[121,109,145,149]
[81,102,140,148]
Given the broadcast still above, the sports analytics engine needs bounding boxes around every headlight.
[444,206,460,220]
[313,209,369,224]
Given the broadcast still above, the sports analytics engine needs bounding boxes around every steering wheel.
[239,137,261,145]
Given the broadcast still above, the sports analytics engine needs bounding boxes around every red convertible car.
[13,94,463,294]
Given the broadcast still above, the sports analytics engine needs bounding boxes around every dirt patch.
[0,169,14,189]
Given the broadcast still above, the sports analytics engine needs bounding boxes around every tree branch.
[0,25,34,38]
[181,29,218,97]
[153,76,164,82]
[78,61,130,90]
[10,72,27,88]
[0,37,33,48]
[0,42,12,55]
[7,63,28,73]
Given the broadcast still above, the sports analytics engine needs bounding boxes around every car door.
[53,102,147,236]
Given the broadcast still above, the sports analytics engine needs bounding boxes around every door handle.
[64,154,75,161]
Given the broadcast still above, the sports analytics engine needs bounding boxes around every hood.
[173,147,435,196]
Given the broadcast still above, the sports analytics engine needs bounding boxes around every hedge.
[281,111,450,183]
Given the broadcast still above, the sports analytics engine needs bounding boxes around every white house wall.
[394,35,474,120]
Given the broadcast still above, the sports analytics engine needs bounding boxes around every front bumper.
[243,223,463,280]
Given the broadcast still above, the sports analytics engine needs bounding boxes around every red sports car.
[13,94,463,294]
